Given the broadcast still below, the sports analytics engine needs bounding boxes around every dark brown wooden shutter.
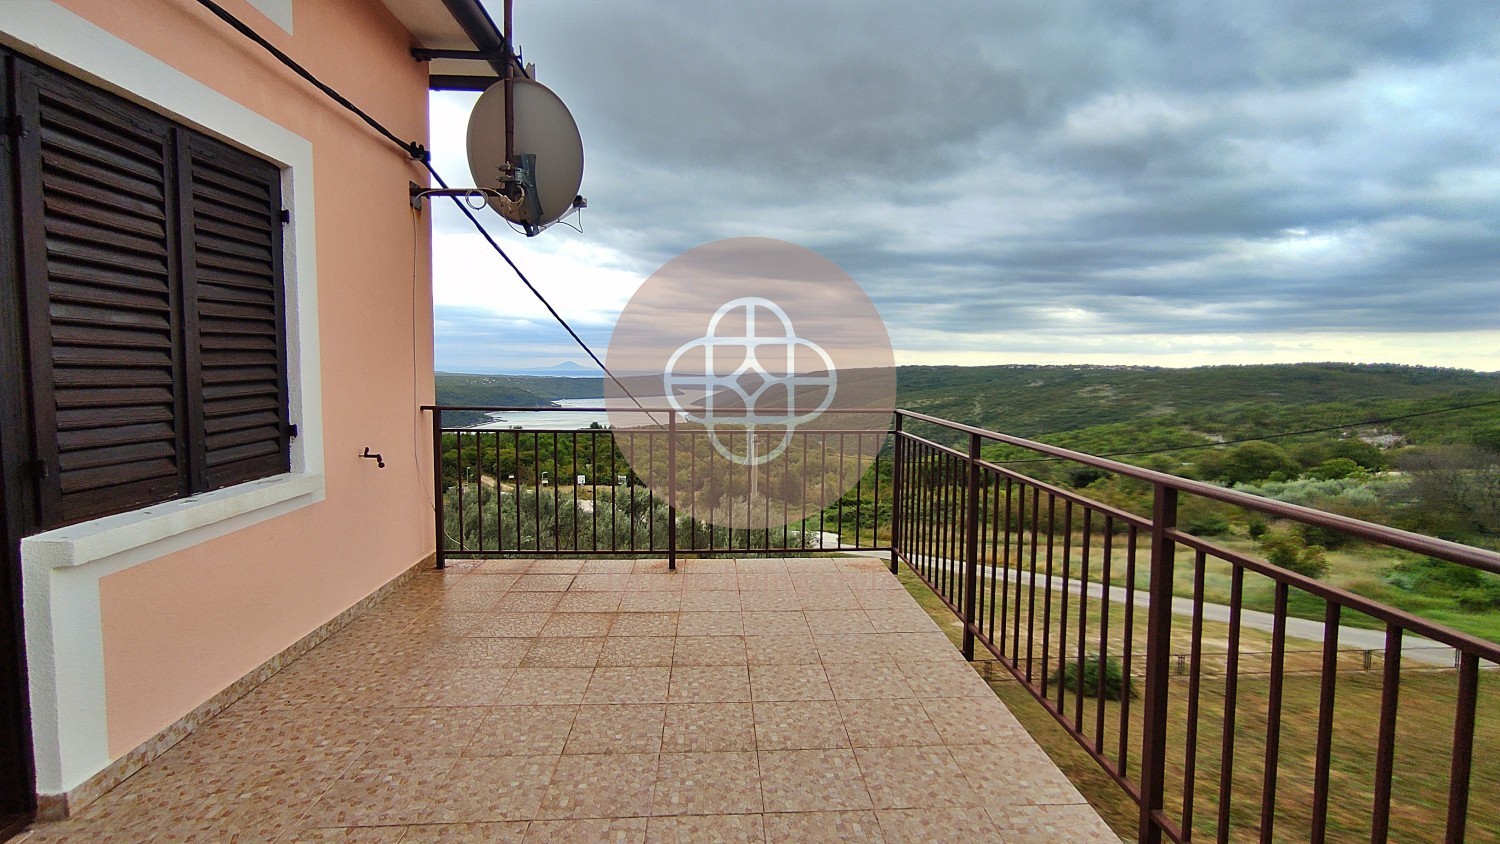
[180,134,289,490]
[14,62,187,527]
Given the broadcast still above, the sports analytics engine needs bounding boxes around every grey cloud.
[430,0,1500,371]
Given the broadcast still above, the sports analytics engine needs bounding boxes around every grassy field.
[894,565,1500,842]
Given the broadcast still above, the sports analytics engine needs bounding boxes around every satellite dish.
[466,77,584,229]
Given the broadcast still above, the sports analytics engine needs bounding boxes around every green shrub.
[1055,653,1134,701]
[1387,557,1500,611]
[1246,516,1269,539]
[1258,530,1330,579]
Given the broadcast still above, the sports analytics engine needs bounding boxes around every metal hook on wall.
[361,448,386,469]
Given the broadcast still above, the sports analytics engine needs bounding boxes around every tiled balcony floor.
[21,557,1118,843]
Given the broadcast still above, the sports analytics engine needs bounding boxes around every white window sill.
[21,472,324,571]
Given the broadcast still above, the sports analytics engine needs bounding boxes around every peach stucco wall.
[49,0,438,756]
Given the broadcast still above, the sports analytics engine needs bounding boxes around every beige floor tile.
[585,666,673,704]
[749,664,834,702]
[513,574,576,591]
[278,827,414,843]
[662,702,756,753]
[554,591,625,612]
[672,636,748,666]
[564,704,666,755]
[521,816,648,843]
[838,698,942,748]
[744,635,820,666]
[519,637,605,668]
[465,705,578,756]
[812,634,890,664]
[803,610,876,635]
[160,703,381,766]
[752,700,849,750]
[470,612,552,637]
[676,612,743,637]
[436,755,559,821]
[652,751,762,816]
[948,742,1087,806]
[737,591,801,612]
[854,746,980,809]
[600,636,676,667]
[897,659,995,698]
[757,749,872,813]
[736,574,794,592]
[739,612,808,636]
[536,753,659,819]
[500,667,596,705]
[881,632,966,663]
[875,807,1001,842]
[822,661,916,700]
[762,810,885,844]
[687,592,742,612]
[668,666,752,703]
[399,821,530,842]
[581,560,637,574]
[299,757,459,826]
[609,612,679,637]
[540,612,615,637]
[919,697,1027,746]
[984,804,1122,842]
[448,637,534,668]
[495,593,564,613]
[572,574,634,592]
[52,556,1115,842]
[644,813,765,844]
[619,592,682,612]
[366,707,490,759]
[531,560,586,574]
[412,667,516,707]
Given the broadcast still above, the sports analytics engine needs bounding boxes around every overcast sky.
[427,0,1500,374]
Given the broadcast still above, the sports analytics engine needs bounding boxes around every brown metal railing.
[424,404,1499,842]
[424,406,892,567]
[892,409,1500,844]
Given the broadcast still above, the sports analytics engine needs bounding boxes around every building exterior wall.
[1,0,436,796]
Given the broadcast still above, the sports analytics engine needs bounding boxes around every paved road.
[898,553,1458,667]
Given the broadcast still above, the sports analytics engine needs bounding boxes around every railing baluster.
[962,431,981,660]
[1258,581,1290,844]
[1181,551,1207,841]
[1445,652,1479,844]
[1075,508,1092,731]
[1042,494,1058,698]
[1095,515,1113,753]
[431,409,445,568]
[1215,566,1244,844]
[1137,484,1178,844]
[1026,484,1041,682]
[1118,524,1138,777]
[999,477,1013,658]
[1370,624,1403,843]
[1309,602,1341,844]
[1053,499,1070,708]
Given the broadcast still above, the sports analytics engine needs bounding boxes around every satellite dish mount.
[409,0,585,236]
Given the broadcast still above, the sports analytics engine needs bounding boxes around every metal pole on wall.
[431,409,446,569]
[667,413,678,571]
[889,414,904,575]
[961,430,982,661]
[1136,484,1179,843]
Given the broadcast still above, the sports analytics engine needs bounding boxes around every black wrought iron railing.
[424,405,1500,843]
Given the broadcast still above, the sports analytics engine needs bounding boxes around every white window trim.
[2,2,324,795]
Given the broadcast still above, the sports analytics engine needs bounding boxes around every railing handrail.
[896,408,1500,574]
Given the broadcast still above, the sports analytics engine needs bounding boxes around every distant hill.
[897,363,1500,440]
[434,372,603,426]
[433,363,1500,445]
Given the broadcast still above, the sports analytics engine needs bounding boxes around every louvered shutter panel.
[181,134,289,490]
[16,64,187,526]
